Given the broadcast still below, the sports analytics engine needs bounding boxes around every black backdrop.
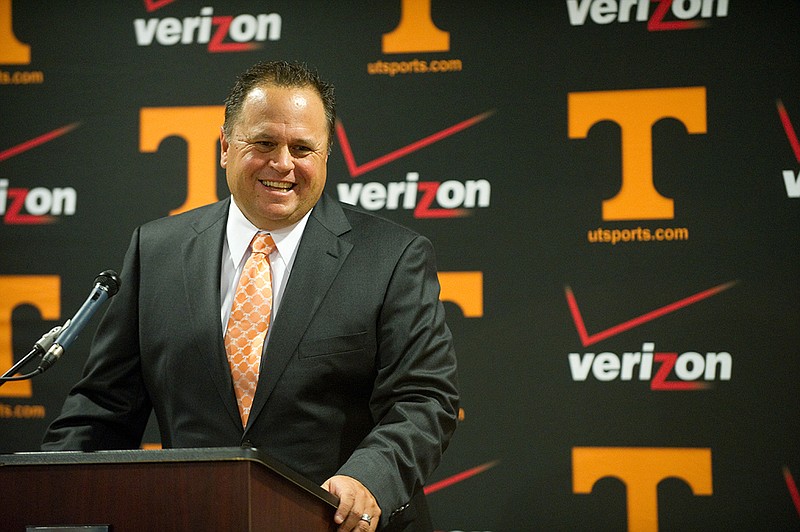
[2,1,799,530]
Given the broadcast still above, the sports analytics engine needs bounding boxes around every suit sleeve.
[335,234,459,524]
[41,227,152,450]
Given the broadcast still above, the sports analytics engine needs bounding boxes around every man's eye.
[292,145,312,155]
[249,141,277,153]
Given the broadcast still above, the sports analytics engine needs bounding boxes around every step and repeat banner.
[2,1,799,530]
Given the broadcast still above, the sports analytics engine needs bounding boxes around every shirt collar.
[226,195,311,269]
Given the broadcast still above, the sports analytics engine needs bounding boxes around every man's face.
[220,84,329,230]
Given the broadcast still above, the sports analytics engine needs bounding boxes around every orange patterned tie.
[224,233,275,426]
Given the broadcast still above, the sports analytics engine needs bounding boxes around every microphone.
[33,323,68,356]
[38,270,121,373]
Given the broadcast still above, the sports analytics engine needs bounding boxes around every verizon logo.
[134,6,281,52]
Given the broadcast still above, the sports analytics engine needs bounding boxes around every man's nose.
[269,145,293,172]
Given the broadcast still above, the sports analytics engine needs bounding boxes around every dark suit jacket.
[42,193,459,531]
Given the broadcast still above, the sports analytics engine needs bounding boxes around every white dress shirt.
[220,196,311,339]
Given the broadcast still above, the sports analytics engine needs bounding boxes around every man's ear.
[219,126,229,168]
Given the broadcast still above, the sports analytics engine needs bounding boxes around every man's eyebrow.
[238,134,321,148]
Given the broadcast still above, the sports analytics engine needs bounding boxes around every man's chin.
[252,205,304,231]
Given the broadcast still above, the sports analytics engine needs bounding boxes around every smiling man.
[42,61,459,532]
[220,78,330,231]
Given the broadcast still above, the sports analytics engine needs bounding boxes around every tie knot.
[251,233,275,256]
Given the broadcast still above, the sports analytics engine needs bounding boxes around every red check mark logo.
[565,281,737,347]
[143,0,178,12]
[784,466,800,519]
[423,460,499,495]
[0,123,80,164]
[777,99,800,163]
[336,111,494,178]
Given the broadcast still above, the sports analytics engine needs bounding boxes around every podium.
[0,447,338,531]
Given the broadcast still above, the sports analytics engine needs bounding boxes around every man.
[42,61,459,532]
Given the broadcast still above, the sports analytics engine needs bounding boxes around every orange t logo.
[0,0,30,64]
[140,106,224,215]
[573,447,713,532]
[569,87,707,221]
[382,0,449,54]
[438,271,483,317]
[0,276,60,398]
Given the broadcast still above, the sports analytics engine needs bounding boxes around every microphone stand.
[0,324,66,387]
[0,350,42,385]
[0,270,119,387]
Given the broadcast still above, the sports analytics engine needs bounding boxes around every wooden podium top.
[1,446,339,508]
[0,447,338,531]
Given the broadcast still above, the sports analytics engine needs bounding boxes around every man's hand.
[322,475,381,532]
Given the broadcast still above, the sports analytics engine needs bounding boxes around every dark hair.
[223,60,336,153]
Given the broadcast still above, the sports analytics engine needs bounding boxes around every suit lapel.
[181,198,242,429]
[246,194,353,430]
